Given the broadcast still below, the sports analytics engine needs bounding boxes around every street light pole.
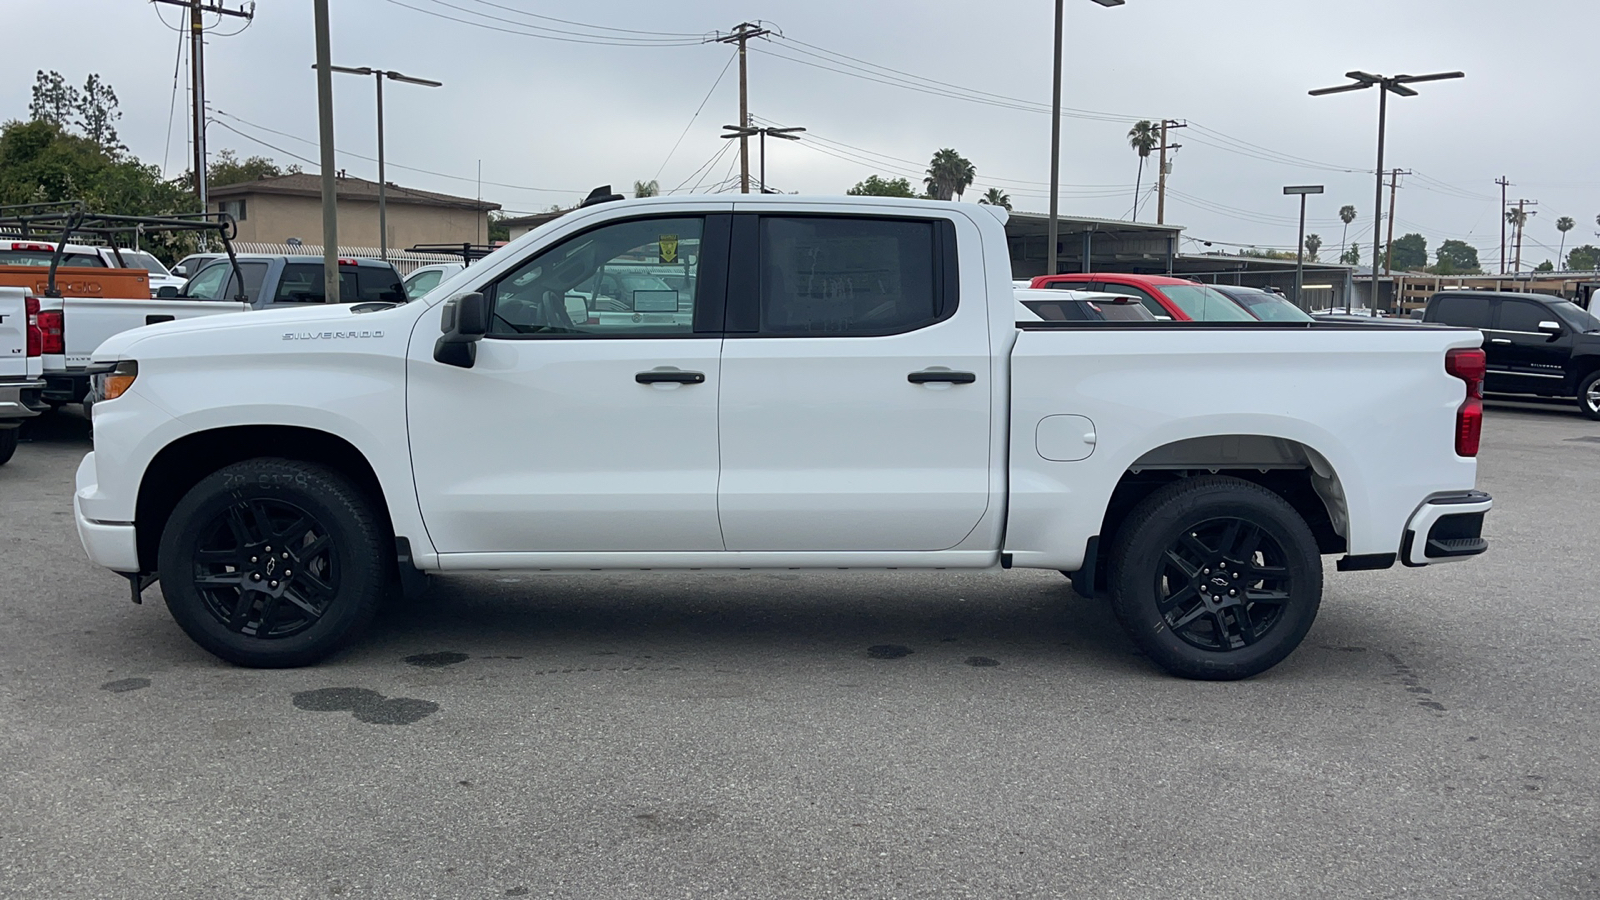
[1285,185,1324,310]
[1048,0,1125,277]
[1310,69,1463,314]
[314,64,442,261]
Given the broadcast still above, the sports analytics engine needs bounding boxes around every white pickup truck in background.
[0,286,46,465]
[74,193,1493,680]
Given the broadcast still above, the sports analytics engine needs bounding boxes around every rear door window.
[1429,295,1492,329]
[753,216,947,336]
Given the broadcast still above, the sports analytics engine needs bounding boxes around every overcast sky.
[6,0,1598,267]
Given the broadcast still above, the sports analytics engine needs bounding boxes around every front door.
[408,214,730,554]
[1491,298,1573,395]
[716,213,992,552]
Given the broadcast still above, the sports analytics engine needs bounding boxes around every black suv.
[1422,290,1600,419]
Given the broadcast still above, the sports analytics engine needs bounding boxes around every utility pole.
[715,23,771,194]
[1513,199,1538,273]
[1382,169,1411,275]
[1495,176,1510,274]
[1156,119,1185,225]
[312,0,339,303]
[152,0,253,211]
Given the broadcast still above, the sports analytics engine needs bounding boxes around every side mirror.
[172,265,187,277]
[433,292,488,368]
[156,286,180,299]
[1538,320,1563,337]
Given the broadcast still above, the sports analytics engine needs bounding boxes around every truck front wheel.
[157,458,389,668]
[1577,370,1600,420]
[1107,476,1322,681]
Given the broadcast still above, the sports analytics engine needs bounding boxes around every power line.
[454,0,706,37]
[377,0,706,45]
[654,50,739,183]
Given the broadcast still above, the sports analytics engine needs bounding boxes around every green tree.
[76,73,122,154]
[1390,232,1428,271]
[487,210,509,242]
[1126,120,1157,221]
[977,187,1011,210]
[205,148,299,187]
[1568,245,1600,270]
[1556,216,1575,268]
[1304,233,1322,261]
[1338,204,1356,264]
[1535,260,1554,272]
[633,179,659,198]
[27,70,79,127]
[923,148,975,201]
[847,175,918,198]
[1340,243,1360,266]
[1434,239,1480,272]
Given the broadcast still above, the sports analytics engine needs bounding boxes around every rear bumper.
[0,378,47,421]
[43,370,89,404]
[1401,490,1492,567]
[74,453,140,573]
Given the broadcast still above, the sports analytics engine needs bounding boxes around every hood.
[91,301,408,362]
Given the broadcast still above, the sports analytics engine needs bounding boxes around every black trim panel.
[1336,553,1396,572]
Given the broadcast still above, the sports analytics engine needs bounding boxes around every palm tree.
[924,149,976,201]
[1126,120,1158,220]
[1557,216,1575,268]
[1305,234,1323,261]
[633,180,660,198]
[1338,205,1357,264]
[978,187,1012,211]
[1507,207,1530,270]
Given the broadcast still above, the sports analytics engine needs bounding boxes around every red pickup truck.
[1030,273,1256,322]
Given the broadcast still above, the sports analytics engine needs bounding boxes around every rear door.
[716,211,991,551]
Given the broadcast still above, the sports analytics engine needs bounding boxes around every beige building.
[207,172,499,250]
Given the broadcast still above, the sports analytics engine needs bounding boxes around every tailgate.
[62,298,251,367]
[0,287,29,380]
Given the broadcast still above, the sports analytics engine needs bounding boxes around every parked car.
[76,193,1492,680]
[1211,285,1314,323]
[1015,288,1159,321]
[172,254,407,306]
[1029,273,1258,322]
[402,263,466,300]
[0,286,46,465]
[1421,289,1600,418]
[91,247,186,296]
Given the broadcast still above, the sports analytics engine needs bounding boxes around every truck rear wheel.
[0,427,17,466]
[1107,476,1322,681]
[157,458,389,668]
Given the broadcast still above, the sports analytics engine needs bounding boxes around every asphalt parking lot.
[2,401,1597,900]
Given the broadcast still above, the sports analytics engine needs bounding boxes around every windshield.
[116,251,170,275]
[1554,301,1600,332]
[1229,291,1314,322]
[1159,284,1258,322]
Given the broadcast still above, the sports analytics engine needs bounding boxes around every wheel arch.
[134,425,393,572]
[1082,434,1350,594]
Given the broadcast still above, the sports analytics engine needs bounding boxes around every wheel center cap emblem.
[1211,576,1229,588]
[265,558,276,575]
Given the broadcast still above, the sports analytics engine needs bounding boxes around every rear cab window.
[1428,295,1493,329]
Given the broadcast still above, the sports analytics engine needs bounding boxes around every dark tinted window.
[758,217,940,335]
[1497,299,1553,333]
[1428,295,1492,328]
[274,264,326,303]
[345,267,405,303]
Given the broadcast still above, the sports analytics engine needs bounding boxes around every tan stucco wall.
[212,193,489,249]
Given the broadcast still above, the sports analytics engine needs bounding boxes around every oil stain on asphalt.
[404,651,469,668]
[100,677,150,693]
[291,687,439,725]
[866,644,913,659]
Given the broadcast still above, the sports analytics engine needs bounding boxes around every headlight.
[94,360,139,402]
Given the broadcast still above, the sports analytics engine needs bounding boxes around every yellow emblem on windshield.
[659,235,678,264]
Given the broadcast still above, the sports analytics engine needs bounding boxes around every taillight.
[1445,347,1485,457]
[24,296,41,357]
[11,242,52,252]
[38,309,64,355]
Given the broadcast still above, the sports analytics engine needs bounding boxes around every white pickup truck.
[73,194,1493,680]
[0,287,46,464]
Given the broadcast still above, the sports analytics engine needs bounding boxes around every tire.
[0,427,17,466]
[1108,475,1322,681]
[157,458,390,668]
[1577,370,1600,421]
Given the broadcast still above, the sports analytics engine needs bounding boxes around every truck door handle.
[635,370,705,384]
[1490,338,1511,344]
[908,370,976,384]
[146,315,175,325]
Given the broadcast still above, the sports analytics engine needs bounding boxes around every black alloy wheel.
[1109,475,1322,680]
[1153,517,1293,652]
[190,497,339,641]
[158,459,389,668]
